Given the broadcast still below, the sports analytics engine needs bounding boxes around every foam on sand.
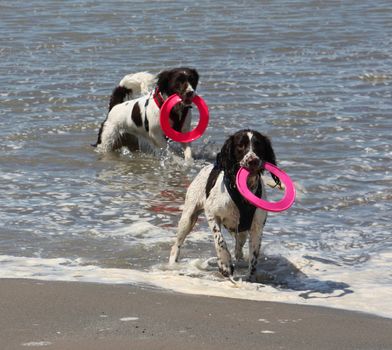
[0,253,391,319]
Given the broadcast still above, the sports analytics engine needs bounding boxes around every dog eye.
[188,77,196,87]
[253,139,263,148]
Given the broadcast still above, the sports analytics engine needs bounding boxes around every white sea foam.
[91,221,209,246]
[120,317,139,322]
[21,341,52,347]
[0,253,391,319]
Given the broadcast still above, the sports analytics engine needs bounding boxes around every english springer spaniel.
[94,68,199,160]
[169,129,281,280]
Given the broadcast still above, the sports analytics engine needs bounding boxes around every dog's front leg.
[179,109,193,161]
[181,143,192,161]
[248,228,262,281]
[207,217,233,277]
[234,231,247,261]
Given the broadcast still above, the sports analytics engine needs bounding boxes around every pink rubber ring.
[160,94,209,143]
[236,162,296,212]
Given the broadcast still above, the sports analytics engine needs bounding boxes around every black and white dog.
[94,68,199,160]
[169,129,281,280]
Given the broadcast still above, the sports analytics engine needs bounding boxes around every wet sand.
[0,278,391,350]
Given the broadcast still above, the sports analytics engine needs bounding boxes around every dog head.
[157,68,199,106]
[217,129,279,184]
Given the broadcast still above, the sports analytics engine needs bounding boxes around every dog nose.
[242,153,262,170]
[248,158,260,168]
[185,90,194,99]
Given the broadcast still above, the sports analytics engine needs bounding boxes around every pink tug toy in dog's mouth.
[236,162,296,212]
[160,94,209,143]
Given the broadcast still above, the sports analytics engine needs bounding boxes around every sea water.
[1,0,391,318]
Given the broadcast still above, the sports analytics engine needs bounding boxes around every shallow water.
[1,0,392,317]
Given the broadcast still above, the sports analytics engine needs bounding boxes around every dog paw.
[219,263,234,278]
[235,252,244,261]
[169,245,180,265]
[168,256,177,265]
[247,274,257,283]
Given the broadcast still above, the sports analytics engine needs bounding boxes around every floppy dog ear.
[157,70,171,95]
[216,135,234,172]
[187,68,199,89]
[261,135,281,187]
[261,135,277,166]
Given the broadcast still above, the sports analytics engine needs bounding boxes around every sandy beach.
[2,1,392,348]
[0,279,391,350]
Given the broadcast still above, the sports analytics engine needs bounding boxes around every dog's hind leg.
[96,121,122,152]
[169,206,201,264]
[120,133,139,151]
[170,167,208,264]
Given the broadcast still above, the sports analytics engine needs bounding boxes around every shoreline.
[0,278,391,350]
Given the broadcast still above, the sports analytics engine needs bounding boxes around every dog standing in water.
[170,129,281,280]
[94,68,199,160]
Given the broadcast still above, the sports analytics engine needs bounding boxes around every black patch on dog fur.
[206,166,222,198]
[109,86,132,111]
[224,173,262,232]
[92,122,104,147]
[144,115,149,132]
[131,102,142,127]
[144,98,150,132]
[170,106,191,132]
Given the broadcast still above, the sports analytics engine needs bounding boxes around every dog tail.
[108,72,155,112]
[108,85,132,111]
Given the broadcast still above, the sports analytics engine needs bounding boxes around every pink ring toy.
[160,94,209,143]
[236,162,296,212]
